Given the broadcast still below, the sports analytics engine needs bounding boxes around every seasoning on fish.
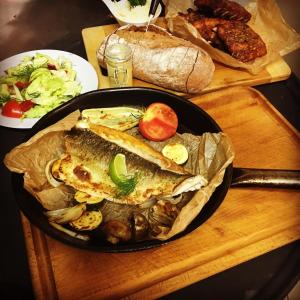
[52,122,207,205]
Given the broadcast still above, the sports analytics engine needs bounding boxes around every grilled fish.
[52,122,207,205]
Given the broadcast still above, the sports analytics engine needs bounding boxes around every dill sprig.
[128,0,146,8]
[116,175,137,197]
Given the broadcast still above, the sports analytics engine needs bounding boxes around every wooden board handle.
[231,168,300,189]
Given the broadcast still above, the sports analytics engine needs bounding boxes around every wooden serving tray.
[21,86,300,300]
[81,22,291,96]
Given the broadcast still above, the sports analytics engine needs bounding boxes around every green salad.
[0,53,82,119]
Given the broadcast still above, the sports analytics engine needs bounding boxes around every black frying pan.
[11,87,300,252]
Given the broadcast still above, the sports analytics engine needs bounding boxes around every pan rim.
[12,87,233,252]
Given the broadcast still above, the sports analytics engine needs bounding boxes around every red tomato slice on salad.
[139,103,178,141]
[2,100,23,118]
[47,63,57,70]
[15,81,30,89]
[2,99,35,118]
[20,100,34,112]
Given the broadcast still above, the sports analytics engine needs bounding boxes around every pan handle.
[231,168,300,189]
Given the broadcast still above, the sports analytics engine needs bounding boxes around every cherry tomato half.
[20,100,34,112]
[2,100,23,118]
[47,63,57,70]
[15,81,30,89]
[139,103,178,141]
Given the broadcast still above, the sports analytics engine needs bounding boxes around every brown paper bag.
[164,0,300,74]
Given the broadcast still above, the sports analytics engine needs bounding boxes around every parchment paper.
[4,112,235,241]
[163,0,300,74]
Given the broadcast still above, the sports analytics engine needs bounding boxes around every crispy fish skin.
[52,127,199,205]
[87,122,189,175]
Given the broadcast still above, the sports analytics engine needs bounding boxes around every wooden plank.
[21,86,300,300]
[21,214,58,299]
[81,24,291,96]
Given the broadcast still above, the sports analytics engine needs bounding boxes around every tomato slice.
[2,100,23,118]
[47,63,57,70]
[15,81,30,89]
[20,100,34,112]
[139,103,178,141]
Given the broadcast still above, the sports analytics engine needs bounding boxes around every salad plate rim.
[0,49,98,129]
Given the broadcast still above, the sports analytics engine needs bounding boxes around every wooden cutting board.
[21,86,300,300]
[81,21,291,96]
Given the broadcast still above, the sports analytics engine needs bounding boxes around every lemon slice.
[162,143,189,165]
[109,153,136,195]
[109,153,128,185]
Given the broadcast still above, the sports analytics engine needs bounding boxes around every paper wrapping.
[4,112,235,242]
[163,0,300,74]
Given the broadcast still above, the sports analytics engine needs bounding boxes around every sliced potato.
[69,210,103,231]
[162,143,189,165]
[74,190,105,204]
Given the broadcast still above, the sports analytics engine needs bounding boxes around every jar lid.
[105,43,132,62]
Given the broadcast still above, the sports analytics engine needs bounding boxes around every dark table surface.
[0,1,299,299]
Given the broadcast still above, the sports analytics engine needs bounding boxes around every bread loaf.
[97,25,215,94]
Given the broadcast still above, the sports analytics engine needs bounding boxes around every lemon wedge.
[109,153,136,195]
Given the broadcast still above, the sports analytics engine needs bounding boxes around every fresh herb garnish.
[116,175,137,197]
[128,0,146,8]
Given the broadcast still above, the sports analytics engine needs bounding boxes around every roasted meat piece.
[194,0,251,22]
[217,21,267,62]
[180,13,267,62]
[192,18,227,49]
[179,8,204,23]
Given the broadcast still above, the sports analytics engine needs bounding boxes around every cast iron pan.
[11,87,299,252]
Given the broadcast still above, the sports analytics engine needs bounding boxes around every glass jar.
[105,43,133,88]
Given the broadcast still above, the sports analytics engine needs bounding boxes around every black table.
[0,1,299,299]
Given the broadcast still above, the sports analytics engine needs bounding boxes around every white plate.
[0,49,98,129]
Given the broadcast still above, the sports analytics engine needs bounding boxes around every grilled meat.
[179,10,267,62]
[217,21,267,62]
[194,0,251,22]
[192,18,227,49]
[179,8,205,23]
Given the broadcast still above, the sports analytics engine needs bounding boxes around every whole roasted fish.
[52,122,207,206]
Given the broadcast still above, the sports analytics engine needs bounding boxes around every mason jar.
[105,43,133,88]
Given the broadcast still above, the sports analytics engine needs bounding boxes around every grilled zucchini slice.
[74,190,105,204]
[69,210,102,231]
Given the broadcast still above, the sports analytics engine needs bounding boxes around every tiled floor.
[285,280,300,300]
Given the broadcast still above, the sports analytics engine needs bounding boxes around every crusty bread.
[97,25,215,94]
